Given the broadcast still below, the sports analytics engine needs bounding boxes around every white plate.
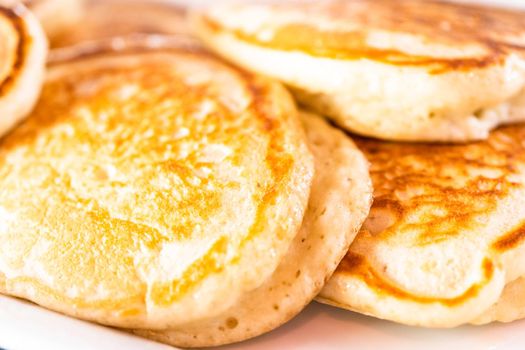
[1,295,525,350]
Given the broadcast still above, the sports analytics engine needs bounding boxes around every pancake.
[318,124,525,327]
[0,2,47,138]
[193,0,525,142]
[51,0,191,49]
[472,276,525,325]
[0,38,314,330]
[133,112,373,347]
[23,0,84,45]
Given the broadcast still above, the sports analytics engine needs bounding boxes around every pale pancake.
[51,0,191,49]
[133,112,373,347]
[472,276,525,325]
[0,2,47,138]
[0,39,314,330]
[23,0,84,45]
[194,0,525,142]
[318,124,525,327]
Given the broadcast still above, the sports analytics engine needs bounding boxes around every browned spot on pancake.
[352,125,525,246]
[119,308,141,317]
[226,317,239,329]
[340,253,494,306]
[205,0,525,74]
[492,222,525,252]
[0,5,30,97]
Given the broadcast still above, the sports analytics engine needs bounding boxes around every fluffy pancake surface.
[0,2,47,138]
[0,44,314,330]
[195,0,525,141]
[319,124,525,326]
[134,112,373,347]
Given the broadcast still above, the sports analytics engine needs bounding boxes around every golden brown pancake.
[0,38,314,332]
[22,0,84,45]
[319,124,525,326]
[0,2,47,138]
[194,0,525,141]
[51,0,191,49]
[133,112,373,347]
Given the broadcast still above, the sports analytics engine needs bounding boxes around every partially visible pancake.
[23,0,84,44]
[472,276,525,325]
[194,0,525,142]
[51,0,191,49]
[0,38,314,330]
[318,124,525,327]
[0,2,47,138]
[134,112,373,347]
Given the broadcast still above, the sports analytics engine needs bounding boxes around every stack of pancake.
[0,0,524,347]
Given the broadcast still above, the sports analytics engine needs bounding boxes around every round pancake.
[0,2,47,138]
[0,39,314,330]
[133,112,372,347]
[472,276,525,325]
[51,0,191,49]
[193,0,525,142]
[318,124,525,327]
[23,0,84,45]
